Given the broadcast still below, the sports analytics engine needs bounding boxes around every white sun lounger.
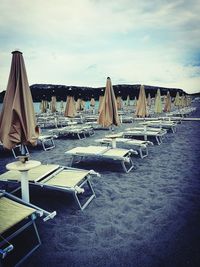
[0,164,98,211]
[49,125,94,140]
[139,120,177,133]
[0,190,56,266]
[65,146,135,173]
[123,127,167,145]
[95,137,153,159]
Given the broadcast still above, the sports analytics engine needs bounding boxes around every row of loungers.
[49,125,95,140]
[0,119,179,265]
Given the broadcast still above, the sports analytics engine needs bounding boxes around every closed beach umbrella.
[90,97,95,107]
[135,85,148,117]
[147,93,151,107]
[40,100,47,113]
[174,92,180,107]
[64,96,77,118]
[98,77,120,127]
[98,95,104,112]
[133,96,137,107]
[164,91,171,112]
[126,95,130,106]
[154,89,162,113]
[116,96,123,110]
[180,94,186,108]
[60,100,64,112]
[51,96,57,113]
[76,98,82,111]
[0,51,38,150]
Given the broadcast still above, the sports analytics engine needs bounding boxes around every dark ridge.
[0,83,186,102]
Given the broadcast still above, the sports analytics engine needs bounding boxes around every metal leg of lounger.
[172,126,176,133]
[77,132,86,140]
[0,211,41,267]
[73,178,96,211]
[12,145,29,159]
[156,136,162,145]
[139,146,148,159]
[15,216,41,267]
[121,156,134,173]
[68,155,84,166]
[41,138,55,151]
[89,129,95,136]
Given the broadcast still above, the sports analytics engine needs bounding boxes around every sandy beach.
[1,102,200,267]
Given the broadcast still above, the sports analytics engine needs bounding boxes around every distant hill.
[0,83,186,102]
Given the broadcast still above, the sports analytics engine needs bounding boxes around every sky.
[0,0,200,94]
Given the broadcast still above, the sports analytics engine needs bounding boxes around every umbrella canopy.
[147,93,151,107]
[163,91,171,112]
[60,100,64,112]
[116,96,123,110]
[51,96,57,113]
[135,85,148,117]
[40,100,48,113]
[76,98,85,111]
[174,92,180,107]
[154,89,162,113]
[97,77,120,127]
[90,98,95,107]
[126,95,130,106]
[133,96,137,107]
[64,96,77,118]
[180,94,187,108]
[0,51,38,150]
[98,95,104,112]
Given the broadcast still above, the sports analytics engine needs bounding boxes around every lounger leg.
[156,136,161,145]
[0,214,41,267]
[139,146,148,159]
[121,157,134,173]
[42,138,55,151]
[73,179,96,210]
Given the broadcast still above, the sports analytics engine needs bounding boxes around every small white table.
[105,133,123,148]
[6,160,41,203]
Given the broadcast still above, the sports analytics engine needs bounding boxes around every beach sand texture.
[0,103,200,267]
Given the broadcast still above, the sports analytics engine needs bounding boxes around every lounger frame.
[0,166,97,211]
[67,147,135,173]
[0,191,56,266]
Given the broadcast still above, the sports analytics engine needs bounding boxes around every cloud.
[0,0,200,93]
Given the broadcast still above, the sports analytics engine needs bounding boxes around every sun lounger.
[95,137,153,159]
[139,120,177,133]
[0,190,56,266]
[0,164,99,210]
[123,127,167,145]
[65,146,135,173]
[49,125,94,139]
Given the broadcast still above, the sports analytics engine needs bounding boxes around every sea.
[0,101,99,113]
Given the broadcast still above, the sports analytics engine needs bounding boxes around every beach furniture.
[122,127,167,145]
[95,136,153,159]
[49,125,94,139]
[0,164,98,211]
[139,120,177,133]
[0,190,56,266]
[12,144,29,158]
[65,145,135,173]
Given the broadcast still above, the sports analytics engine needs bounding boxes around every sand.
[0,103,200,267]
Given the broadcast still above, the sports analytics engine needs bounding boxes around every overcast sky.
[0,0,200,93]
